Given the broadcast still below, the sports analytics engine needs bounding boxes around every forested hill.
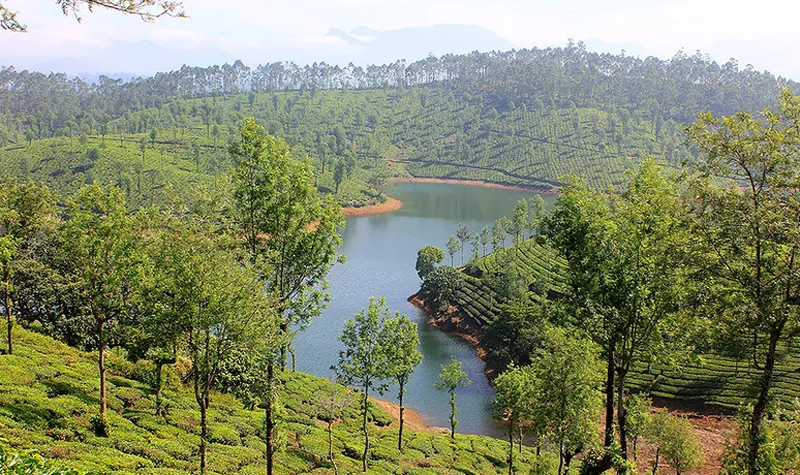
[1,43,797,201]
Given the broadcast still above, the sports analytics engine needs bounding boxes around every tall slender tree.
[60,185,137,433]
[685,88,800,475]
[381,314,422,450]
[230,117,343,475]
[493,364,535,475]
[435,357,471,439]
[542,160,692,461]
[0,177,53,355]
[334,297,392,472]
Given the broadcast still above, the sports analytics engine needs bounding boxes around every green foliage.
[721,403,800,475]
[231,117,344,330]
[686,88,800,474]
[648,411,705,475]
[415,245,445,280]
[419,266,464,313]
[624,394,651,461]
[492,364,535,474]
[0,442,84,475]
[435,358,471,439]
[529,327,603,473]
[486,300,543,371]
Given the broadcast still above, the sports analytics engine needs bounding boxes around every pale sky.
[2,0,799,79]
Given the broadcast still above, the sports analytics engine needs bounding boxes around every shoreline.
[339,175,559,218]
[370,397,449,434]
[407,292,495,376]
[389,176,560,195]
[340,197,402,217]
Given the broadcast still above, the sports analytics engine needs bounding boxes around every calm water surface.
[293,182,553,436]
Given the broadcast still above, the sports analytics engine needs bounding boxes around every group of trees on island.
[415,89,800,475]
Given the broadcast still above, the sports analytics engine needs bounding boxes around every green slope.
[453,238,800,412]
[0,325,543,474]
[455,239,567,328]
[1,85,695,207]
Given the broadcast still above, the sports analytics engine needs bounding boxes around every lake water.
[293,182,551,436]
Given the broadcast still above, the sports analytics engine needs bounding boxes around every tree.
[381,314,422,451]
[172,228,276,475]
[479,226,490,256]
[60,184,137,433]
[446,235,459,267]
[333,160,344,194]
[511,199,528,245]
[367,168,389,198]
[486,300,542,371]
[230,117,343,475]
[334,297,392,472]
[648,412,704,475]
[435,357,471,439]
[685,89,800,475]
[419,265,463,313]
[1,0,185,32]
[528,195,547,237]
[0,177,54,355]
[493,364,535,475]
[542,160,691,460]
[531,327,603,475]
[415,245,445,280]
[492,216,511,251]
[456,223,470,264]
[314,384,353,475]
[624,394,652,462]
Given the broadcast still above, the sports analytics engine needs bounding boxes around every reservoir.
[293,181,553,436]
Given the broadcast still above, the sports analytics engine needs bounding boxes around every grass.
[0,324,545,474]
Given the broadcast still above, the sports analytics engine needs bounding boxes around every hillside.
[448,237,800,413]
[0,86,690,207]
[0,325,544,474]
[2,44,797,204]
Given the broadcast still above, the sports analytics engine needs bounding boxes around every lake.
[293,181,553,436]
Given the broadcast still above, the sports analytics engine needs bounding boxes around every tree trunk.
[266,360,275,475]
[98,318,107,418]
[508,418,514,475]
[617,368,629,459]
[327,421,334,459]
[565,451,575,473]
[558,438,564,475]
[155,361,164,417]
[398,381,405,451]
[603,352,616,448]
[200,396,208,475]
[747,326,781,475]
[449,390,457,439]
[4,273,11,355]
[362,387,370,472]
[652,447,659,475]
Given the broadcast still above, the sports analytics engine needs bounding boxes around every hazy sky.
[2,0,799,79]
